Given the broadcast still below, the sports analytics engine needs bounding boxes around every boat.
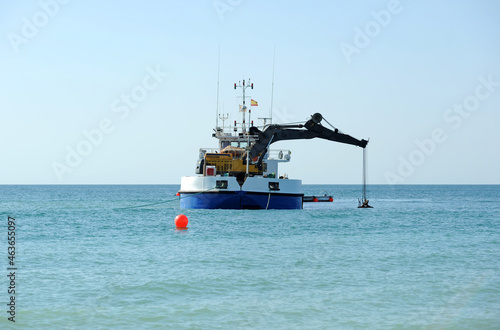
[178,79,368,209]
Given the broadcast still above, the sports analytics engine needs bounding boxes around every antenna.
[215,45,221,130]
[219,112,229,132]
[270,45,276,125]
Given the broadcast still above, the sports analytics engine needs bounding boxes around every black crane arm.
[248,113,368,160]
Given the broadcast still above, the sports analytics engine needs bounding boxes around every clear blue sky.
[1,0,499,184]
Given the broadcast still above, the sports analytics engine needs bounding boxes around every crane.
[247,113,368,167]
[247,113,372,208]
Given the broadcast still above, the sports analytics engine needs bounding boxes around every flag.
[251,99,258,106]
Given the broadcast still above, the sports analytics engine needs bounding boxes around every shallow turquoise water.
[1,185,499,329]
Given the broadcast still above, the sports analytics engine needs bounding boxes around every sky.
[1,0,499,184]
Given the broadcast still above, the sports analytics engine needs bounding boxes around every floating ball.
[175,214,188,228]
[176,192,180,196]
[329,197,334,202]
[313,197,318,203]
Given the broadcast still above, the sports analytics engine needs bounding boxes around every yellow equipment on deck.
[204,153,262,175]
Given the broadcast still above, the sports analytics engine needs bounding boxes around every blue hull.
[180,191,303,210]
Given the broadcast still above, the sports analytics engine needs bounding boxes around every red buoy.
[175,214,188,228]
[313,197,318,202]
[329,197,334,202]
[176,192,180,196]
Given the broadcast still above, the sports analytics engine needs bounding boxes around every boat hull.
[180,191,303,209]
[179,176,303,210]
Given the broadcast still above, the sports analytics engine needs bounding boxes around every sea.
[0,184,499,329]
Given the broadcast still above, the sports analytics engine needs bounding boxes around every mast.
[234,78,255,176]
[242,79,246,132]
[215,45,221,130]
[234,78,253,134]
